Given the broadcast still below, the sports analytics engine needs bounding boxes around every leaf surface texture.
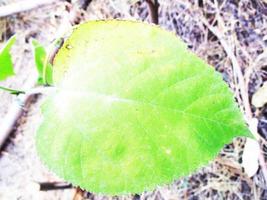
[36,21,251,195]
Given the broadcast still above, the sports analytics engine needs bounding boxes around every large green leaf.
[0,35,16,81]
[36,21,251,195]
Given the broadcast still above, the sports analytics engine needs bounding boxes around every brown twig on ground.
[0,0,58,18]
[145,0,159,24]
[39,182,73,191]
[0,74,37,150]
[258,139,267,185]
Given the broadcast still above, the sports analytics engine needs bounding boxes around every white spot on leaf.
[165,148,171,155]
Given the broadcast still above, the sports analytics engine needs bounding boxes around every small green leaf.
[31,39,54,85]
[0,35,16,81]
[32,39,47,85]
[36,21,251,195]
[44,62,53,85]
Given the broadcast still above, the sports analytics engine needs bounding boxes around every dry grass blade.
[0,0,58,17]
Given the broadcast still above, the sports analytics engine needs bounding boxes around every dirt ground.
[0,0,267,199]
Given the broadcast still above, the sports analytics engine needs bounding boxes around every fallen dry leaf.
[242,138,260,177]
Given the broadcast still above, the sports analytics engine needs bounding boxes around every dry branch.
[145,0,159,24]
[0,74,37,149]
[0,0,58,18]
[39,181,73,191]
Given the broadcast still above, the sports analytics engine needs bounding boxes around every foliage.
[0,35,16,81]
[0,37,51,95]
[31,39,53,85]
[36,21,251,195]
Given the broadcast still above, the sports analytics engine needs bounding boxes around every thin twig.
[0,84,56,149]
[259,149,267,185]
[0,73,37,149]
[258,139,267,188]
[39,181,73,191]
[0,0,58,18]
[145,0,159,24]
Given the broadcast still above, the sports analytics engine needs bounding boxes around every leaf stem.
[0,85,57,96]
[0,85,25,95]
[26,86,57,96]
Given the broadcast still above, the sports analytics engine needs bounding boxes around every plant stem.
[26,86,57,96]
[145,0,159,24]
[0,86,25,95]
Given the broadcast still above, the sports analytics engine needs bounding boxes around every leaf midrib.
[56,89,238,130]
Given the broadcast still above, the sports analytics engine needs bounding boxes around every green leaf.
[32,39,46,84]
[31,39,53,85]
[0,35,16,81]
[36,21,251,195]
[44,62,53,85]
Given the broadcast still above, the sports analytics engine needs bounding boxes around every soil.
[0,0,267,199]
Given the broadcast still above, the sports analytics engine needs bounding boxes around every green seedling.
[35,21,252,195]
[0,20,252,196]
